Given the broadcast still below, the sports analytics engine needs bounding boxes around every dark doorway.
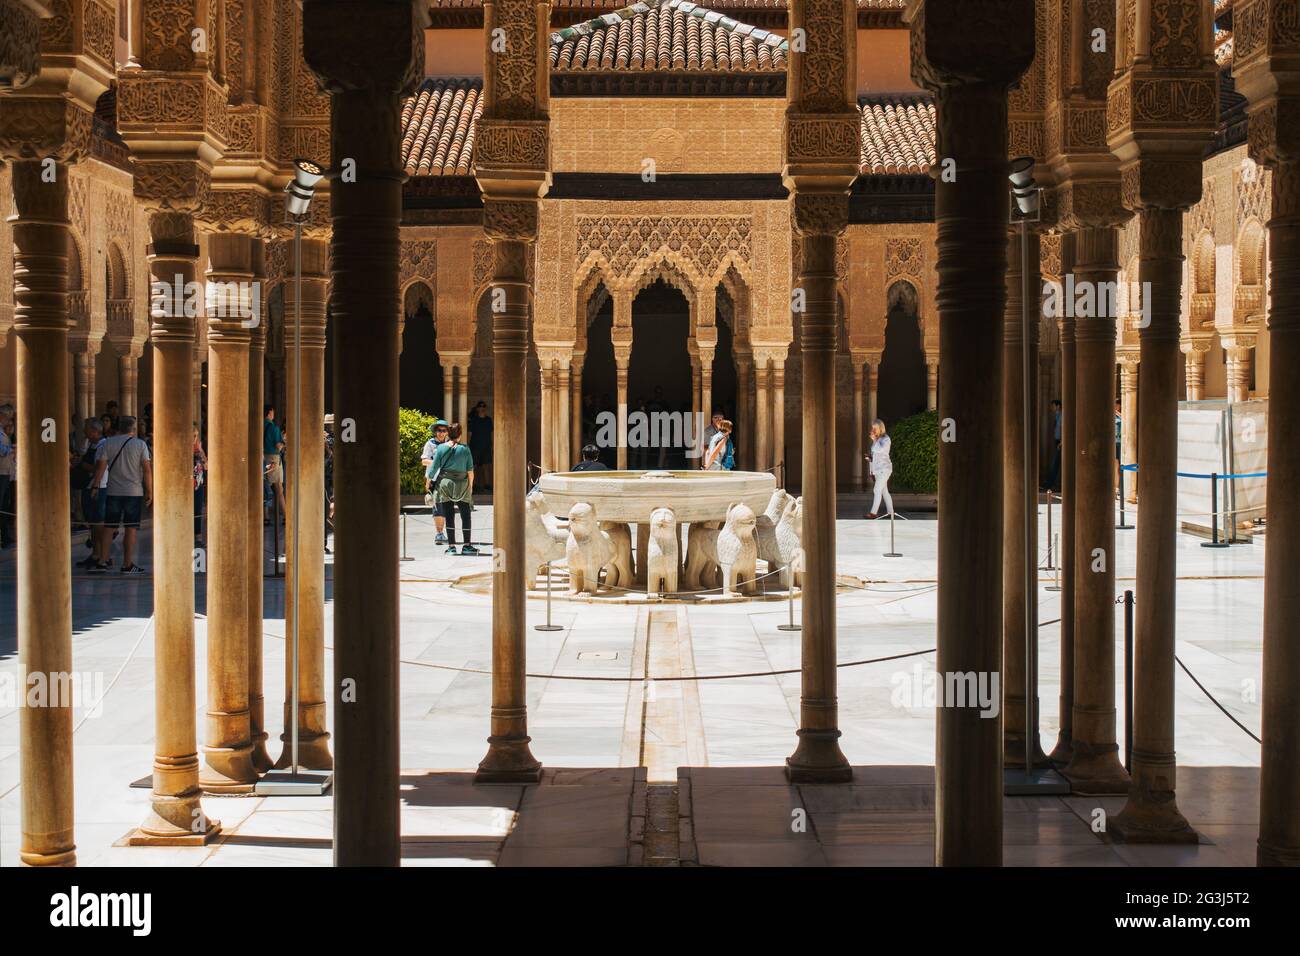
[878,280,927,429]
[630,279,691,468]
[398,300,443,415]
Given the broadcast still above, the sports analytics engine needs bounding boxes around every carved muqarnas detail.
[792,193,849,236]
[483,201,539,242]
[400,240,436,290]
[575,215,753,281]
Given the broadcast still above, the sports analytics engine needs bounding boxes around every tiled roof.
[431,0,903,8]
[1215,26,1233,66]
[550,0,787,72]
[859,94,935,175]
[400,78,482,176]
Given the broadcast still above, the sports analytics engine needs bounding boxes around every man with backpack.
[91,415,152,574]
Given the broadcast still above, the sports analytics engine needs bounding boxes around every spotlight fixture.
[1008,156,1040,218]
[284,158,327,218]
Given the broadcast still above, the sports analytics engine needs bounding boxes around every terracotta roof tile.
[859,94,935,175]
[549,0,788,72]
[431,0,904,8]
[1215,26,1233,66]
[400,77,482,176]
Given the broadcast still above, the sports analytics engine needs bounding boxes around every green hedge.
[889,410,939,494]
[399,407,438,495]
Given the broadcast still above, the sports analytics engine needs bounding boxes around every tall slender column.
[1050,232,1077,764]
[1233,0,1300,859]
[1224,342,1253,403]
[867,354,879,425]
[1108,0,1217,842]
[303,0,424,865]
[192,348,204,430]
[200,231,258,792]
[772,357,786,483]
[457,360,469,426]
[442,362,453,421]
[570,354,584,462]
[72,342,99,422]
[539,358,554,472]
[130,209,218,844]
[851,356,865,492]
[247,244,270,772]
[1063,225,1129,794]
[753,353,771,473]
[9,160,77,864]
[119,348,141,417]
[784,202,851,783]
[612,297,632,470]
[925,354,938,410]
[276,236,332,770]
[736,356,752,469]
[1119,354,1138,502]
[1003,227,1045,766]
[557,362,570,471]
[912,0,1034,864]
[1182,340,1208,399]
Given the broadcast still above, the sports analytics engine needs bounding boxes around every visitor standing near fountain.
[704,420,733,471]
[866,418,894,519]
[422,419,450,543]
[572,443,609,472]
[428,422,476,556]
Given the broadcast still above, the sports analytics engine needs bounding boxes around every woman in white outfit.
[866,418,893,518]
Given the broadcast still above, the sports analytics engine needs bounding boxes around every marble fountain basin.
[535,469,776,523]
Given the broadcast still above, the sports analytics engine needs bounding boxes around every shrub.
[889,410,939,494]
[398,407,438,495]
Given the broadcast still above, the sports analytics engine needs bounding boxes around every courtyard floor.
[0,496,1264,866]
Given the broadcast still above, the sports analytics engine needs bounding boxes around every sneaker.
[435,532,448,544]
[445,544,458,555]
[88,562,111,574]
[460,544,479,556]
[120,564,147,575]
[77,555,97,570]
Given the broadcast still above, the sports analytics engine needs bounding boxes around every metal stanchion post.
[1045,532,1062,592]
[1045,492,1054,570]
[1201,472,1229,548]
[1117,464,1133,530]
[1124,589,1134,773]
[777,581,801,632]
[883,508,902,558]
[400,510,413,561]
[535,561,564,632]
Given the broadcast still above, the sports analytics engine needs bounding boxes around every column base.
[273,732,334,771]
[250,734,274,774]
[1258,839,1300,867]
[1002,734,1053,770]
[200,745,260,794]
[785,729,852,783]
[128,790,221,846]
[1061,745,1131,795]
[1111,800,1198,845]
[19,847,77,867]
[476,735,543,784]
[1047,732,1073,767]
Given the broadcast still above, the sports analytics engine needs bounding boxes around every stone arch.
[1236,219,1267,324]
[878,279,927,430]
[67,231,89,333]
[105,240,130,300]
[625,250,702,306]
[398,279,440,413]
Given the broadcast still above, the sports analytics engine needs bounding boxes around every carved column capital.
[302,0,426,96]
[908,0,1036,92]
[0,0,46,91]
[483,199,539,243]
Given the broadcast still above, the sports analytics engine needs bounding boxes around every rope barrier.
[1121,463,1267,480]
[1175,653,1261,744]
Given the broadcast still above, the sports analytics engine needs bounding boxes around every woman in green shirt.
[428,422,476,555]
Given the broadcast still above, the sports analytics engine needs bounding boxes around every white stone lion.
[525,490,568,589]
[755,489,793,583]
[684,502,759,596]
[565,503,633,594]
[645,507,679,595]
[600,521,635,590]
[773,496,803,590]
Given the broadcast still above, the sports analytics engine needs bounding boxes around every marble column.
[912,0,1034,863]
[784,199,850,784]
[200,232,258,792]
[457,361,469,427]
[247,245,271,772]
[1050,232,1077,765]
[612,300,632,471]
[1119,354,1138,502]
[303,0,423,865]
[1225,343,1253,403]
[443,365,453,422]
[754,354,771,473]
[851,356,865,492]
[557,363,571,471]
[476,206,544,783]
[276,236,332,770]
[1003,227,1045,766]
[772,357,786,483]
[10,160,77,864]
[130,209,218,845]
[925,354,938,410]
[72,341,99,422]
[119,348,141,417]
[571,355,584,461]
[736,356,753,470]
[1183,341,1207,400]
[867,354,880,425]
[1062,225,1128,795]
[539,359,554,472]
